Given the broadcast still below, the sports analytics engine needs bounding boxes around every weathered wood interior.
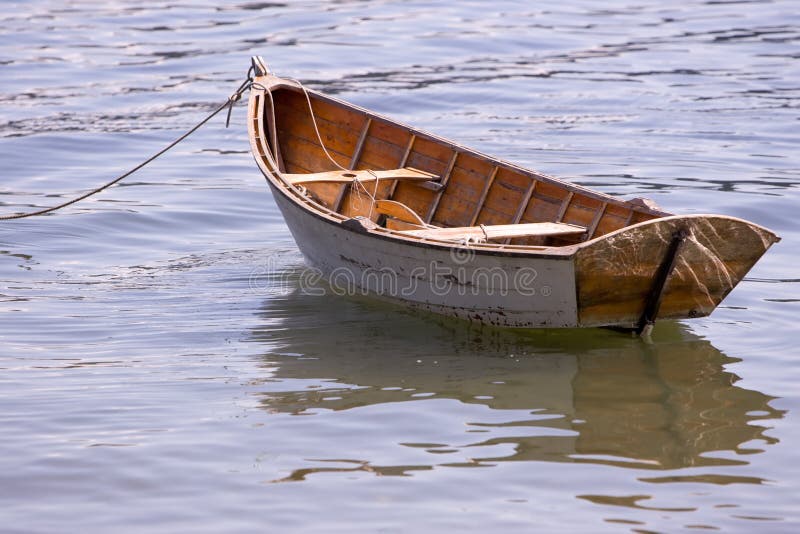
[255,85,666,246]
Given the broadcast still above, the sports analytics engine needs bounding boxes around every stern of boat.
[573,214,780,328]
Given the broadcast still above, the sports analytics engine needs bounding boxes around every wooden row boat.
[245,56,779,332]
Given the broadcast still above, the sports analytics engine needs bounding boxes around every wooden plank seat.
[282,167,439,186]
[398,222,586,242]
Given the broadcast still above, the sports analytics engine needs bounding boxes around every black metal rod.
[637,228,689,335]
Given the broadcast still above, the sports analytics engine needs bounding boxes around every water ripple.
[1,1,799,532]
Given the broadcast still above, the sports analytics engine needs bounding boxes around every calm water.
[1,1,799,532]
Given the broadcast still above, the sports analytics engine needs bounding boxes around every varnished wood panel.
[358,135,407,171]
[391,181,437,218]
[522,181,569,223]
[385,218,425,231]
[277,132,350,172]
[562,194,603,228]
[629,211,655,225]
[282,160,313,174]
[512,181,569,245]
[302,182,346,208]
[393,144,455,224]
[575,215,779,327]
[278,107,363,157]
[593,203,631,237]
[476,169,532,225]
[374,199,427,226]
[405,137,453,173]
[431,195,477,228]
[367,120,410,148]
[431,155,493,227]
[277,90,366,133]
[273,89,368,176]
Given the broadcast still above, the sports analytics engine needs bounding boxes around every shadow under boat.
[248,268,784,479]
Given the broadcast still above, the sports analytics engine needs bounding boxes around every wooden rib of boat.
[246,56,779,331]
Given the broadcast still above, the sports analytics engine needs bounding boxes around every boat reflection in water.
[249,267,783,486]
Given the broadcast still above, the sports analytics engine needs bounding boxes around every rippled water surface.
[1,1,799,532]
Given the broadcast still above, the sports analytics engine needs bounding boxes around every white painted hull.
[270,182,580,327]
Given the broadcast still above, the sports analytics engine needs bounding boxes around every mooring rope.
[283,77,383,217]
[287,77,349,173]
[0,74,253,221]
